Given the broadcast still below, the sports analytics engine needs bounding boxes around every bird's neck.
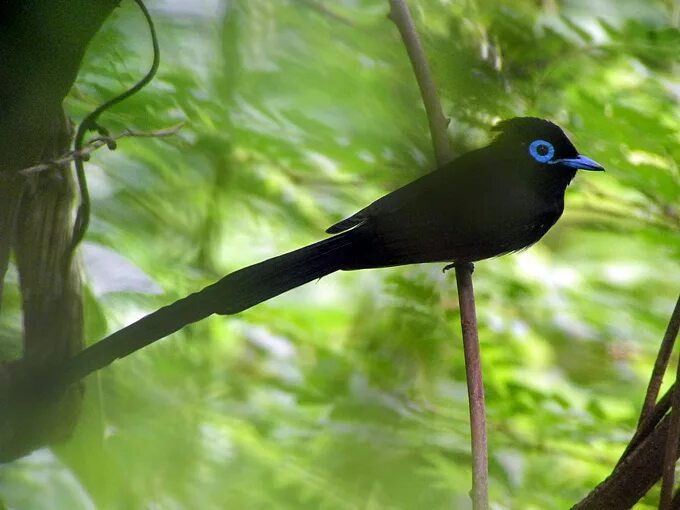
[535,168,577,197]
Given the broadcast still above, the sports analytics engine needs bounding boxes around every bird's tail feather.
[50,233,355,386]
[204,233,355,315]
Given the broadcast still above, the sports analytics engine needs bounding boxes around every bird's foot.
[442,262,475,274]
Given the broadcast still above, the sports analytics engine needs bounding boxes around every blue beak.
[554,154,604,171]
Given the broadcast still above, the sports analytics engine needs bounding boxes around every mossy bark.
[0,0,120,462]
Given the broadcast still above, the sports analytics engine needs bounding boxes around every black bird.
[57,117,604,381]
[208,116,603,314]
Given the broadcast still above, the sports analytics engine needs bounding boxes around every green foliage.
[2,0,680,508]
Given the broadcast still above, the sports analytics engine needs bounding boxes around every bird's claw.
[442,262,475,274]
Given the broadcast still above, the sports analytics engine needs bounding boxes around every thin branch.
[387,0,452,164]
[387,1,487,509]
[573,411,675,510]
[10,124,183,178]
[455,262,488,509]
[672,489,680,509]
[574,296,680,509]
[618,383,673,465]
[640,295,680,424]
[661,338,680,508]
[297,0,355,27]
[662,423,680,508]
[70,0,161,254]
[616,295,680,468]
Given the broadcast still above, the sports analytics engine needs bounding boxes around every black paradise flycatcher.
[49,117,605,386]
[206,117,603,313]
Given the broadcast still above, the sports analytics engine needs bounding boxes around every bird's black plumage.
[206,117,603,315]
[52,117,605,380]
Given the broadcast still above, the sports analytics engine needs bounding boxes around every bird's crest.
[491,117,561,136]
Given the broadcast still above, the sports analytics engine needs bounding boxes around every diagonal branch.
[573,410,676,510]
[573,294,680,509]
[661,355,680,509]
[639,295,680,425]
[297,0,355,26]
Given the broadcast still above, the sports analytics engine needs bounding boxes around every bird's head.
[491,117,604,179]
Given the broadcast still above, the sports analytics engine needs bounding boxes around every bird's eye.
[528,139,555,163]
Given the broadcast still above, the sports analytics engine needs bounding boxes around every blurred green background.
[2,0,680,508]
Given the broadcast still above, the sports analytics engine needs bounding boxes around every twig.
[662,393,680,509]
[629,293,680,509]
[574,296,680,509]
[11,124,183,178]
[661,307,680,509]
[616,295,680,468]
[672,489,680,509]
[297,0,355,27]
[573,410,675,510]
[387,1,488,509]
[640,295,680,424]
[70,0,161,254]
[387,1,452,164]
[618,383,673,465]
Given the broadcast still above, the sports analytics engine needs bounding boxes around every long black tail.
[49,233,356,387]
[205,232,355,314]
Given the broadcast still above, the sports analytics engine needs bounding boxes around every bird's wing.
[325,208,368,234]
[326,149,484,234]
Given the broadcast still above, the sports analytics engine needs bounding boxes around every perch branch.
[387,1,488,509]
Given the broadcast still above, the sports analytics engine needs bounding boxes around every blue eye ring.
[528,139,555,163]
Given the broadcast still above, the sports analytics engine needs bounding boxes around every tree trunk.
[0,0,120,462]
